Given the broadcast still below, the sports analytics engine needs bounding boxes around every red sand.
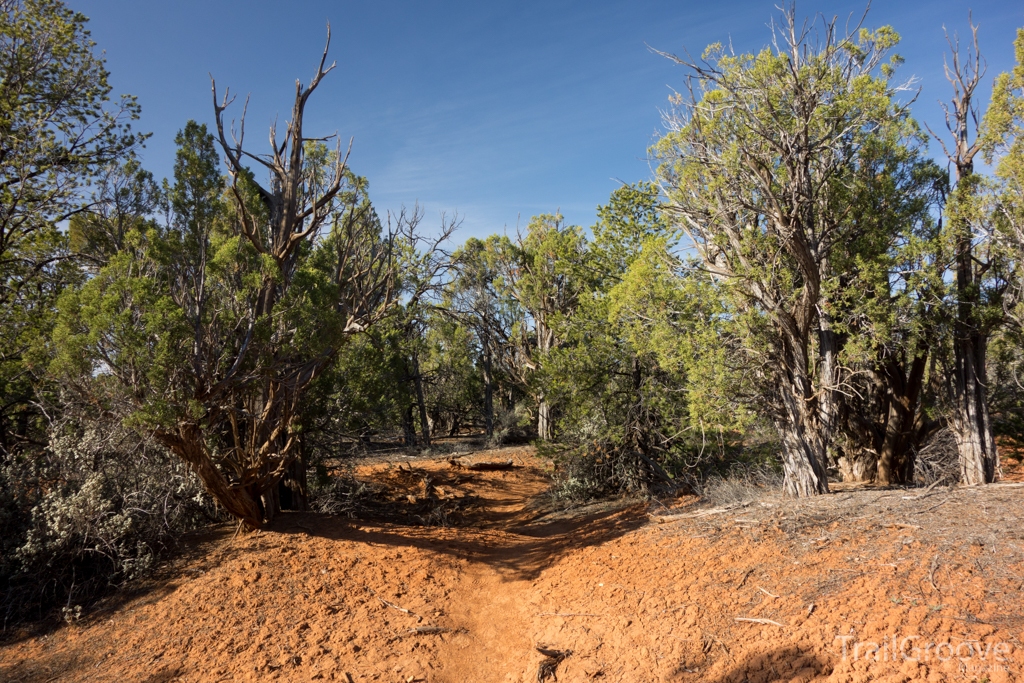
[2,447,1022,682]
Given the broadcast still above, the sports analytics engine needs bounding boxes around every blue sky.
[76,0,1023,240]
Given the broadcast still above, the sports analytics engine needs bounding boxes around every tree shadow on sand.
[272,495,648,583]
[270,459,652,582]
[680,646,832,683]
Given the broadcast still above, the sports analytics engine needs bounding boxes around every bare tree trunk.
[818,311,841,464]
[947,192,998,484]
[401,403,417,448]
[483,347,494,440]
[279,438,308,511]
[876,404,908,487]
[876,353,928,486]
[261,483,279,524]
[536,315,553,442]
[411,355,431,447]
[928,19,999,485]
[537,400,552,441]
[776,328,830,496]
[837,449,877,483]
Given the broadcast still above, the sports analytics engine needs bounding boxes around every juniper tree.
[504,214,588,440]
[928,20,1009,485]
[54,34,406,527]
[654,8,912,495]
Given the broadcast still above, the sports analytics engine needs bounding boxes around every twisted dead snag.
[150,21,431,529]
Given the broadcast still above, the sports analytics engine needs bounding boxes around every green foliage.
[301,318,410,451]
[0,0,142,302]
[543,183,753,497]
[50,116,398,526]
[68,160,163,265]
[0,0,142,459]
[508,213,589,437]
[448,234,529,433]
[421,315,484,436]
[8,1,1024,626]
[983,28,1024,437]
[985,29,1024,328]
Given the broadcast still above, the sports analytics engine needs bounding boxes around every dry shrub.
[550,439,683,504]
[309,471,381,517]
[490,404,533,446]
[697,462,784,507]
[310,467,473,527]
[1,412,219,628]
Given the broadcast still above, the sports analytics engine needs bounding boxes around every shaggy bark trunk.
[535,313,554,442]
[876,403,909,487]
[817,312,841,466]
[261,483,279,524]
[157,425,264,529]
[952,329,997,484]
[278,440,308,511]
[776,328,830,496]
[947,179,997,485]
[629,354,646,450]
[876,352,928,486]
[837,449,877,483]
[931,32,999,486]
[777,389,830,496]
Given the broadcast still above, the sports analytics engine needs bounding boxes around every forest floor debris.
[1,446,1023,682]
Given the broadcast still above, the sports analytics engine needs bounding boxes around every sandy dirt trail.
[2,447,1024,682]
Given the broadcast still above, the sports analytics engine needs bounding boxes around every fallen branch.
[735,617,785,627]
[649,503,749,523]
[915,498,951,514]
[377,596,413,614]
[757,586,779,599]
[902,480,943,500]
[405,626,450,635]
[365,586,418,616]
[929,554,940,593]
[702,630,730,656]
[630,449,674,485]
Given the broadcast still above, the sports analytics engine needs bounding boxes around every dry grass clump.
[697,462,784,507]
